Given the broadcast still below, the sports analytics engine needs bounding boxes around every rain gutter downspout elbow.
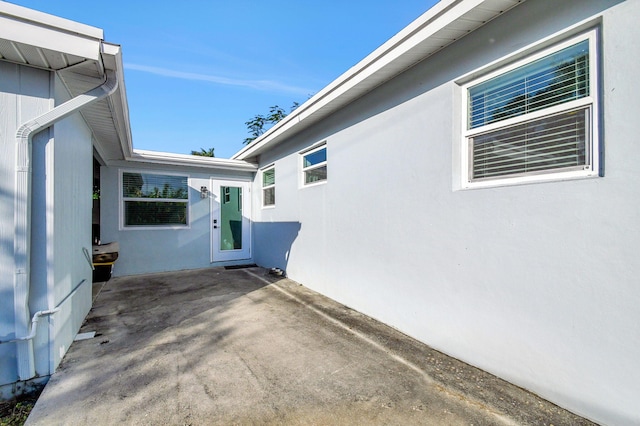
[13,69,118,381]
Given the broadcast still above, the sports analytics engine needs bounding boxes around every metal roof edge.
[0,1,103,39]
[102,43,134,159]
[0,1,103,61]
[232,0,523,161]
[128,149,258,172]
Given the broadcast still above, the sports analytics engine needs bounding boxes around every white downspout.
[13,69,118,381]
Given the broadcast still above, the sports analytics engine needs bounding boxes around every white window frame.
[460,30,600,189]
[300,143,327,187]
[119,169,191,230]
[261,164,276,208]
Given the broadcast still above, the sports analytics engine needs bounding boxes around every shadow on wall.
[253,222,301,273]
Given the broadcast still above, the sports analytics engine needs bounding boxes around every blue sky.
[12,1,437,158]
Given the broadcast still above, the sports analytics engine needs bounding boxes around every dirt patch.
[0,390,43,426]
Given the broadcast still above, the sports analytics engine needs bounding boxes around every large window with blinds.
[462,31,599,187]
[121,171,189,227]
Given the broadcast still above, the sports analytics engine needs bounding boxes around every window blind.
[469,40,589,129]
[123,173,188,199]
[124,201,188,226]
[471,107,588,179]
[262,168,275,186]
[122,172,189,226]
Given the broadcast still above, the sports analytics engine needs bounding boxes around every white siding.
[0,62,52,392]
[0,64,96,394]
[47,73,94,371]
[251,1,640,424]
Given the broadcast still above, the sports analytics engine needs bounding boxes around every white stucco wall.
[251,1,639,424]
[100,162,254,276]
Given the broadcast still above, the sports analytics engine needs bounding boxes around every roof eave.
[0,1,134,163]
[232,0,524,161]
[0,1,103,62]
[128,149,258,172]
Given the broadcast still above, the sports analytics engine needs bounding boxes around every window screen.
[302,146,327,185]
[122,172,188,226]
[262,167,275,206]
[464,36,595,184]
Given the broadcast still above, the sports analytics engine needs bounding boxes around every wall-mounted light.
[200,186,209,199]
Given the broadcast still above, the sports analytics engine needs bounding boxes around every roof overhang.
[0,1,102,69]
[233,0,524,161]
[128,150,258,172]
[0,0,133,162]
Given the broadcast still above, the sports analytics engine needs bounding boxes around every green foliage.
[242,102,300,145]
[266,105,286,124]
[123,173,188,199]
[1,400,36,426]
[124,201,187,226]
[191,147,215,157]
[127,184,187,200]
[243,114,267,145]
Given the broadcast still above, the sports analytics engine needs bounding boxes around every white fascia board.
[102,42,134,158]
[0,1,102,60]
[233,0,521,161]
[129,150,258,172]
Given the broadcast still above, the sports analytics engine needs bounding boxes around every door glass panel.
[220,186,242,251]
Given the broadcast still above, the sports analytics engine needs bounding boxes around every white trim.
[118,169,191,230]
[129,149,257,172]
[0,2,103,39]
[459,29,600,189]
[0,2,102,62]
[300,143,328,188]
[261,164,276,208]
[210,179,252,262]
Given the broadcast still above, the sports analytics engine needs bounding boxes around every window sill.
[301,180,327,189]
[120,225,191,231]
[460,169,600,190]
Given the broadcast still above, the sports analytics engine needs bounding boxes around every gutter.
[231,0,522,161]
[12,68,118,381]
[128,149,258,172]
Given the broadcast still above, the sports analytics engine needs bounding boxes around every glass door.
[210,180,251,262]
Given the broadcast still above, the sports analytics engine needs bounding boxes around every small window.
[301,144,327,185]
[262,165,275,207]
[462,31,598,187]
[122,172,189,227]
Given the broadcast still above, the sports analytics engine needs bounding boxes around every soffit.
[0,0,133,163]
[55,56,133,164]
[0,38,90,70]
[0,1,102,67]
[233,0,524,160]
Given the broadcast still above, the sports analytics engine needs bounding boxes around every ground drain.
[224,264,258,270]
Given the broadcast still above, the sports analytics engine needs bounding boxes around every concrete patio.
[26,267,594,425]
